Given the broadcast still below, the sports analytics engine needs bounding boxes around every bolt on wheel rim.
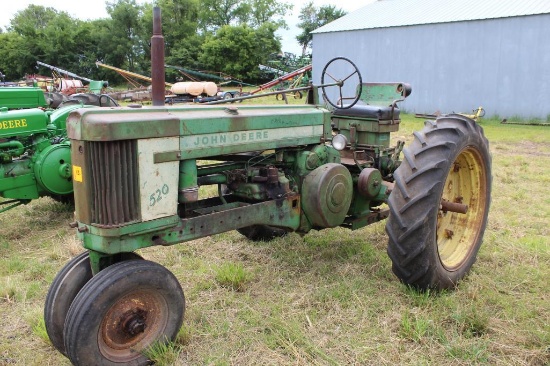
[437,146,488,270]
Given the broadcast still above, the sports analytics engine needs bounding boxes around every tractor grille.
[86,140,140,226]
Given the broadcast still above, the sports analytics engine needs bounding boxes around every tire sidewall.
[386,115,492,290]
[64,260,185,366]
[427,120,492,288]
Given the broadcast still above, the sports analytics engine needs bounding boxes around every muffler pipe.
[151,6,165,106]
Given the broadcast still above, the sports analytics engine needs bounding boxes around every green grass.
[142,336,183,366]
[214,262,251,291]
[0,113,549,365]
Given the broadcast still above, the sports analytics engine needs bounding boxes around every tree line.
[0,0,346,85]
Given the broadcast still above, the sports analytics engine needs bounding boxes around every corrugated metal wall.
[312,14,550,119]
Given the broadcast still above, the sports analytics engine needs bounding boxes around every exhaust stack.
[151,6,165,106]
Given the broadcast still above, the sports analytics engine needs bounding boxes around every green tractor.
[0,90,119,212]
[44,8,492,366]
[0,104,86,212]
[0,86,49,110]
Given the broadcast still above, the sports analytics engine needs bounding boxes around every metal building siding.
[312,14,550,119]
[314,0,550,33]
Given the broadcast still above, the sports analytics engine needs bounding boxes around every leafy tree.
[103,0,146,71]
[198,0,291,32]
[156,0,200,45]
[0,0,289,84]
[2,6,98,80]
[245,0,292,29]
[296,2,346,56]
[147,0,204,73]
[199,23,280,81]
[198,0,250,32]
[5,5,61,76]
[8,5,59,37]
[0,32,28,80]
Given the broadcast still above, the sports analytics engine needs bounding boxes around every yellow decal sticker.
[73,165,83,182]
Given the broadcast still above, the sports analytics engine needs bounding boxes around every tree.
[103,0,146,71]
[199,23,280,81]
[198,0,292,33]
[198,0,250,32]
[4,5,97,79]
[0,0,287,84]
[245,0,292,29]
[147,0,204,72]
[0,32,28,80]
[9,5,59,37]
[296,2,346,56]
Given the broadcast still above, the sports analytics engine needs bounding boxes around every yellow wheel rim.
[437,146,488,270]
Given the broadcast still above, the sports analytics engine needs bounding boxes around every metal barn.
[311,0,550,119]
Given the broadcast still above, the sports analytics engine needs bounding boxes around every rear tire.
[386,114,491,290]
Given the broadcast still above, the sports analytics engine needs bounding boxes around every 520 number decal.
[149,184,170,206]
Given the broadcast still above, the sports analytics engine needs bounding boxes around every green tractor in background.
[0,88,118,213]
[0,86,50,110]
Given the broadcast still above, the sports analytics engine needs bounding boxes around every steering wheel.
[99,94,120,107]
[321,57,363,109]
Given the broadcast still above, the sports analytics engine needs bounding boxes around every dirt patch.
[496,141,550,157]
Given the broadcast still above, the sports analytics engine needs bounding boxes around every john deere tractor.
[0,88,119,212]
[44,8,492,366]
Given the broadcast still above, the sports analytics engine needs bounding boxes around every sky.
[0,0,377,56]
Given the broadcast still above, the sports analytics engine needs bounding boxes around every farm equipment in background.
[0,71,17,87]
[0,103,100,213]
[165,80,239,104]
[248,64,312,102]
[164,65,246,104]
[260,52,312,79]
[44,8,492,365]
[0,84,119,212]
[36,61,110,96]
[459,106,485,122]
[416,106,485,122]
[0,85,118,111]
[501,119,550,126]
[95,61,173,102]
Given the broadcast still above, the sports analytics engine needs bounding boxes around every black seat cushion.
[332,104,399,120]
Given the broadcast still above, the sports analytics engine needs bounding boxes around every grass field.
[0,106,548,365]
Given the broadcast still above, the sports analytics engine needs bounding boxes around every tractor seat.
[332,104,400,120]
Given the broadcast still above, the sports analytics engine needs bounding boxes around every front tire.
[44,252,143,356]
[44,252,92,356]
[386,114,492,290]
[63,260,184,365]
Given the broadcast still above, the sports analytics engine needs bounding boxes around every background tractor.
[44,8,492,365]
[0,89,119,213]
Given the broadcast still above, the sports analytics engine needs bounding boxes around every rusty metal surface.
[440,199,468,214]
[67,104,327,142]
[151,7,165,107]
[100,289,166,361]
[88,140,140,227]
[78,196,301,253]
[342,208,390,230]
